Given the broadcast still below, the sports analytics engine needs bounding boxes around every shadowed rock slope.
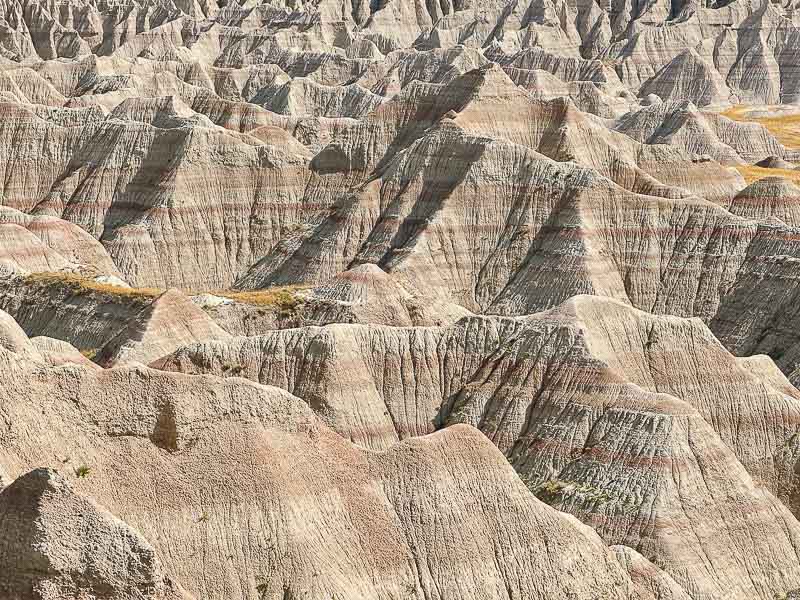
[96,288,231,366]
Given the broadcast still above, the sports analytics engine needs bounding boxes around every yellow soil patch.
[24,271,305,309]
[721,106,800,150]
[25,272,161,299]
[734,165,800,185]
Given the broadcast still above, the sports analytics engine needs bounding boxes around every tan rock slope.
[728,176,800,225]
[156,295,800,599]
[0,309,651,600]
[0,206,121,277]
[96,288,231,366]
[0,468,190,600]
[160,297,800,598]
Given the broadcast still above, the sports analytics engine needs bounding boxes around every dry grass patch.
[24,271,307,314]
[24,271,162,299]
[79,348,99,361]
[721,105,800,150]
[217,287,305,310]
[734,165,800,186]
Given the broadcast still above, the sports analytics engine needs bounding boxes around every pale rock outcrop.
[300,263,472,327]
[259,77,384,118]
[0,468,190,600]
[728,176,800,225]
[504,67,633,117]
[96,288,232,366]
[30,335,100,368]
[639,48,732,107]
[250,117,751,321]
[3,67,65,105]
[0,222,73,274]
[611,546,692,600]
[303,263,416,326]
[355,47,490,94]
[0,305,35,353]
[0,206,122,277]
[614,101,787,164]
[438,66,742,202]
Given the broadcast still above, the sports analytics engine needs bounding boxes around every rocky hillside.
[3,0,800,598]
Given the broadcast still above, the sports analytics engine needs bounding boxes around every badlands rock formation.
[156,295,800,598]
[0,468,190,600]
[0,312,648,600]
[95,288,231,366]
[3,0,800,597]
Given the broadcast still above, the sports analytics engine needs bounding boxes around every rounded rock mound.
[729,176,800,226]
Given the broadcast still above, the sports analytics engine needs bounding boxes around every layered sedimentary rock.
[614,101,787,164]
[709,226,800,387]
[728,176,800,225]
[96,288,231,366]
[4,0,797,295]
[0,309,651,600]
[4,0,800,596]
[156,295,800,599]
[0,272,159,355]
[0,206,121,277]
[611,546,693,600]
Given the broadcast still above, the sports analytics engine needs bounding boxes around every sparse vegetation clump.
[221,362,244,375]
[24,272,161,301]
[74,465,91,478]
[79,348,99,361]
[217,287,306,319]
[534,479,570,505]
[532,478,618,508]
